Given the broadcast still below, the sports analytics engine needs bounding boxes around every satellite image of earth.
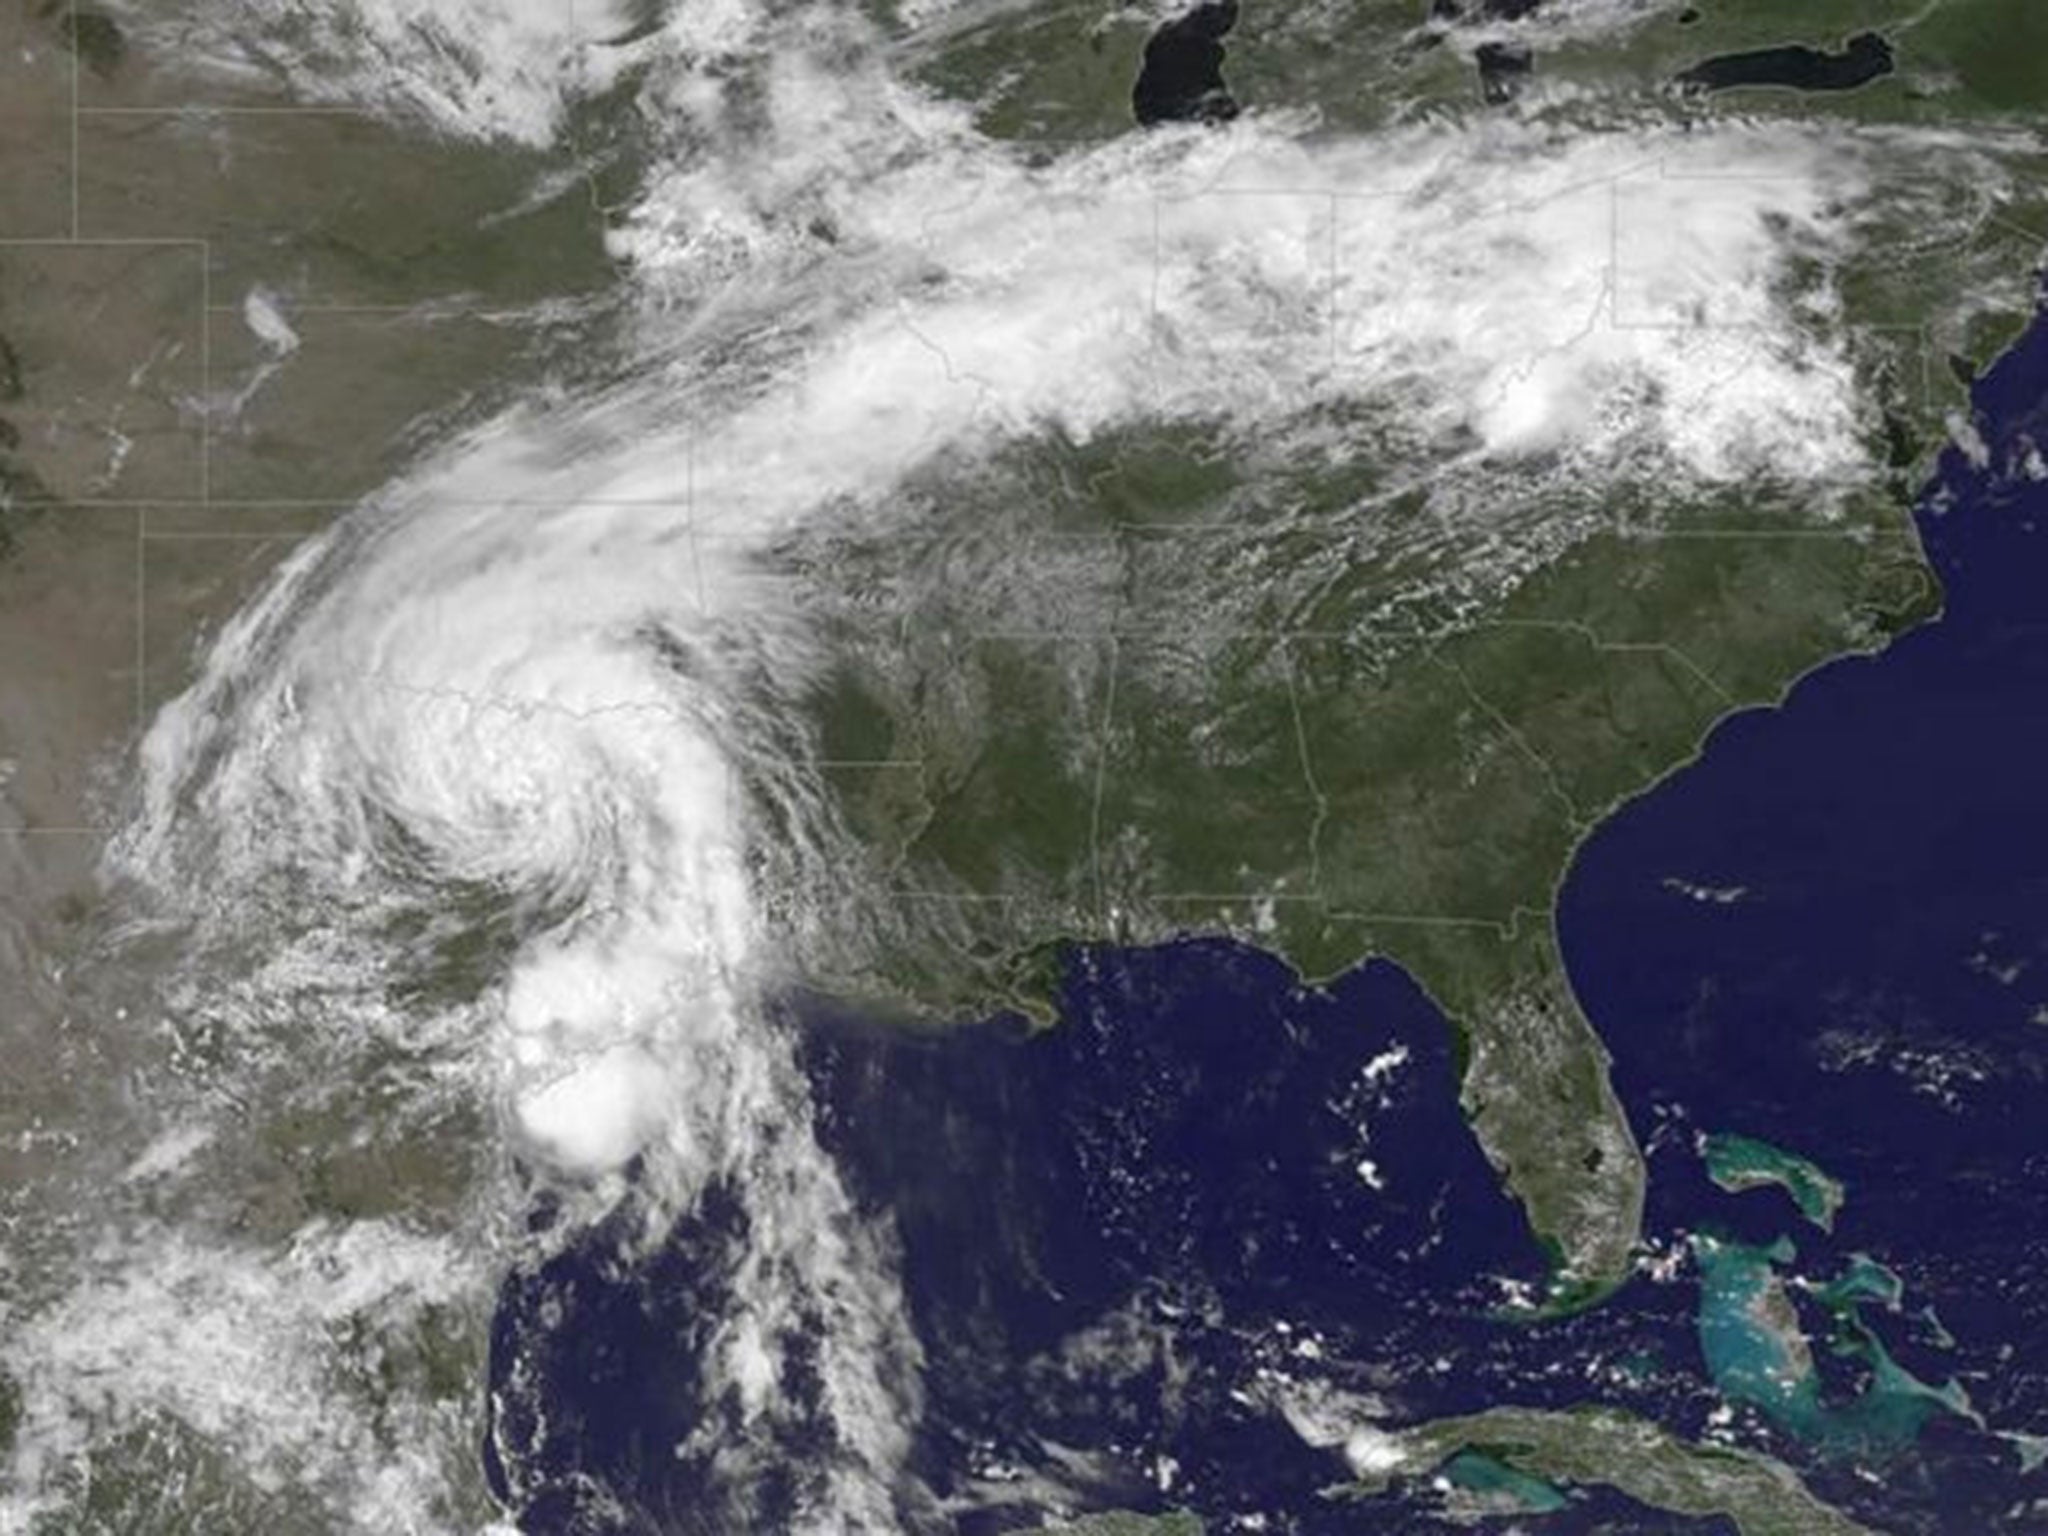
[1,0,2046,1532]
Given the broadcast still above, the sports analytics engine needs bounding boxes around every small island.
[1701,1131,1846,1231]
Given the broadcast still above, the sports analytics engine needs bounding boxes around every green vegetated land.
[1342,1405,1880,1536]
[0,0,641,529]
[823,0,2048,1313]
[1016,1515,1204,1536]
[806,451,1935,1307]
[912,0,2048,144]
[0,3,2041,1532]
[1003,1399,1887,1534]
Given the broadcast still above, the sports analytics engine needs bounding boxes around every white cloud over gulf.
[111,90,1891,1214]
[7,0,1990,1527]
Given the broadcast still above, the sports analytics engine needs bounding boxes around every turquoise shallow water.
[480,305,2048,1532]
[1558,298,2048,1528]
[1694,1234,1970,1457]
[1700,1132,1843,1230]
[1442,1450,1572,1514]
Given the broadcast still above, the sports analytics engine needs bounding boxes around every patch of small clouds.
[51,0,2027,1523]
[0,1221,482,1530]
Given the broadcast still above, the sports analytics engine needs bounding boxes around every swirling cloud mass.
[2,0,1992,1528]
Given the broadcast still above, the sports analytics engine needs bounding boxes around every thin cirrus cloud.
[7,1,1981,1529]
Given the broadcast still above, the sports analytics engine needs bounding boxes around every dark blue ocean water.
[802,946,1618,1528]
[1550,305,2048,1532]
[488,945,1724,1532]
[484,308,2048,1535]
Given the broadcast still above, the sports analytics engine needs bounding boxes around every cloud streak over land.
[5,0,2006,1528]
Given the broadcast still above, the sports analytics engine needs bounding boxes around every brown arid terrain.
[0,15,615,1513]
[4,0,2046,1530]
[0,1,612,1071]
